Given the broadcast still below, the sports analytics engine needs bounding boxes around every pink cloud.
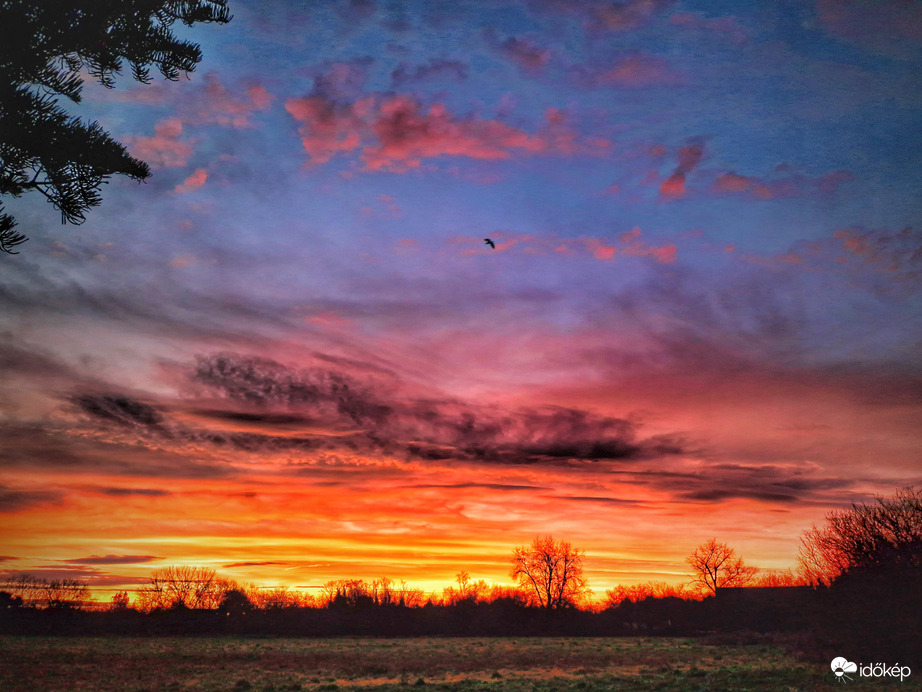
[713,168,852,200]
[109,74,272,129]
[619,227,677,263]
[194,74,273,128]
[364,97,548,171]
[169,254,195,268]
[584,238,617,260]
[659,175,685,197]
[713,172,752,193]
[286,92,596,171]
[594,53,677,87]
[285,95,592,172]
[307,312,353,330]
[456,227,676,264]
[659,143,704,199]
[173,168,209,194]
[744,226,921,285]
[126,118,194,168]
[284,95,370,164]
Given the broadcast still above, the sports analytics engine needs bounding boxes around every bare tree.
[135,565,236,611]
[510,535,590,610]
[686,539,757,596]
[109,590,130,611]
[603,581,698,607]
[442,571,490,606]
[43,578,90,609]
[749,568,806,588]
[798,487,922,585]
[0,573,44,606]
[0,574,89,608]
[245,585,311,610]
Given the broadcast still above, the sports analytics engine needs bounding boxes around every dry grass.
[0,635,916,691]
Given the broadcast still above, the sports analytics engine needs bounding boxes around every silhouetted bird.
[484,238,496,248]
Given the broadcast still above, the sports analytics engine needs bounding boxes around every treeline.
[2,487,919,665]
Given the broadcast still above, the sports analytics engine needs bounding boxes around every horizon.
[3,0,922,600]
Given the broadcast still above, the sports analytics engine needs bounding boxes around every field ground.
[1,635,918,691]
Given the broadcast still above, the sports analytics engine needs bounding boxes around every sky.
[2,0,922,600]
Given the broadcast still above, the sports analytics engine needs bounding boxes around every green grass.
[0,635,917,691]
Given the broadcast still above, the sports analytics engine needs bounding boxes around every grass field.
[0,635,917,691]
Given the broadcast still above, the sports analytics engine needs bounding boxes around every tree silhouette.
[109,590,130,611]
[135,565,237,611]
[0,0,231,253]
[798,486,922,585]
[686,538,757,596]
[510,535,590,610]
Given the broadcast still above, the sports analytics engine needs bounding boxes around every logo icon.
[831,657,858,683]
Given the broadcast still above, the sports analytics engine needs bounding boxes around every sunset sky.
[2,0,922,601]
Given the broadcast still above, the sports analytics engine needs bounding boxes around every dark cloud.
[191,353,394,426]
[0,339,80,379]
[311,59,373,100]
[72,394,164,428]
[0,486,66,513]
[223,561,289,568]
[64,555,161,565]
[0,424,236,480]
[82,486,172,497]
[406,482,547,491]
[484,31,551,73]
[0,556,18,563]
[186,352,682,465]
[554,495,647,507]
[391,58,468,86]
[626,463,855,505]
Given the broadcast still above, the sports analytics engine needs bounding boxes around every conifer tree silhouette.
[0,0,231,253]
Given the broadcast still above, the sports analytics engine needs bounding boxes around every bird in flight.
[484,238,495,249]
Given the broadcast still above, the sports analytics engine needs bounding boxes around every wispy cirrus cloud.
[446,227,676,263]
[63,555,161,565]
